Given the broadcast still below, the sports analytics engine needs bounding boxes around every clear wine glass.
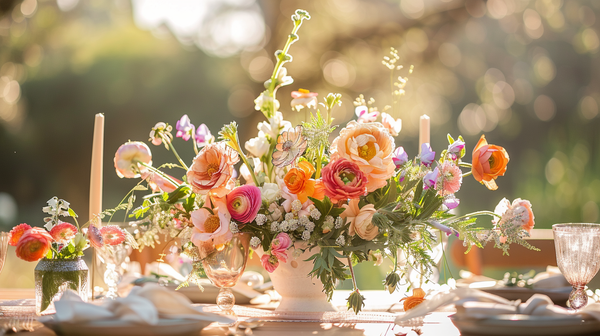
[553,223,600,309]
[200,233,251,315]
[96,244,130,299]
[0,232,9,316]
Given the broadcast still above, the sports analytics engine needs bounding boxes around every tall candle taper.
[419,114,430,153]
[89,113,104,301]
[89,113,104,222]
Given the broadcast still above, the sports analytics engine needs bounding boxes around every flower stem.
[347,255,358,291]
[239,152,261,187]
[443,210,500,224]
[166,139,189,171]
[315,144,324,179]
[267,22,302,96]
[137,161,182,188]
[191,126,199,156]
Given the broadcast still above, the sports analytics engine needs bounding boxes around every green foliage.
[346,290,365,314]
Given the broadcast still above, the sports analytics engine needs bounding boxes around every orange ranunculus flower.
[284,161,320,203]
[330,121,395,192]
[400,288,426,311]
[471,135,509,191]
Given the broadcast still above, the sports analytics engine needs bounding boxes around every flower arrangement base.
[259,246,337,312]
[34,258,89,315]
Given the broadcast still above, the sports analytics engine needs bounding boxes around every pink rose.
[114,141,152,178]
[271,232,292,262]
[341,199,378,241]
[226,185,262,224]
[186,142,239,198]
[321,158,368,202]
[15,228,53,262]
[261,254,279,273]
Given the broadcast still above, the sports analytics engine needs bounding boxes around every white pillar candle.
[89,113,104,224]
[419,114,430,153]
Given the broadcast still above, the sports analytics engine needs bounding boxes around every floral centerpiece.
[9,197,129,313]
[109,9,537,314]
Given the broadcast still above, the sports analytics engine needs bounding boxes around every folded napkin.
[395,287,600,325]
[54,283,234,325]
[531,266,570,290]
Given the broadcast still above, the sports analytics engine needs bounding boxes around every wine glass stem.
[216,287,235,311]
[569,285,588,310]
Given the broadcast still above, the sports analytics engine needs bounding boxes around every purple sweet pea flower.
[392,146,409,168]
[447,140,465,160]
[419,143,436,167]
[444,195,460,210]
[175,115,194,141]
[195,123,214,147]
[423,167,439,190]
[430,220,459,237]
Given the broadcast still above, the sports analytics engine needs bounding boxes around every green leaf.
[68,208,78,218]
[413,180,423,203]
[447,133,455,145]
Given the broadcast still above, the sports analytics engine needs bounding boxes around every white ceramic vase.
[257,246,337,312]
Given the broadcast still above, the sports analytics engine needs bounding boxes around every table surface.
[0,289,462,336]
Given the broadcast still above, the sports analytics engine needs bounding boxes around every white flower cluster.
[229,222,239,233]
[256,214,267,226]
[335,235,345,246]
[250,236,261,248]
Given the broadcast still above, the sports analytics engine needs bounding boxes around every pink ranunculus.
[261,254,279,273]
[114,141,153,179]
[321,158,368,202]
[49,222,78,245]
[381,112,402,136]
[15,228,53,262]
[271,232,292,263]
[9,223,32,246]
[226,185,262,224]
[186,142,239,198]
[355,106,379,123]
[438,161,462,196]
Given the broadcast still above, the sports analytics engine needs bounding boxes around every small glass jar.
[34,257,89,315]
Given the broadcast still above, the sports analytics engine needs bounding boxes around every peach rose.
[330,121,395,192]
[341,199,378,241]
[187,142,239,198]
[471,135,509,191]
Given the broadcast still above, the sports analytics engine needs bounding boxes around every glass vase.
[34,257,89,315]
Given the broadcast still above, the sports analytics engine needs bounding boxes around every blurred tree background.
[1,0,599,287]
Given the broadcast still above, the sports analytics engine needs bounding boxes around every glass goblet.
[200,233,251,312]
[553,223,600,309]
[96,244,130,299]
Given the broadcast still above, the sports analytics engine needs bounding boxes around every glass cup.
[0,232,9,274]
[200,233,251,313]
[553,223,600,309]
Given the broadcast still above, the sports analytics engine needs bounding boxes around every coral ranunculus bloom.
[284,161,319,203]
[330,121,396,192]
[471,135,509,191]
[9,223,32,246]
[15,228,53,262]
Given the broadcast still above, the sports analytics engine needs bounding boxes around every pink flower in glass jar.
[15,228,53,262]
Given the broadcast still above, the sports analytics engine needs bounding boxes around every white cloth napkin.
[394,287,600,325]
[531,266,570,290]
[54,283,234,325]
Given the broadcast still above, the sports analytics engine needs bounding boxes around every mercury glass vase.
[201,233,251,312]
[553,223,600,310]
[34,257,89,315]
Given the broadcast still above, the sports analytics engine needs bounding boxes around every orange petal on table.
[400,288,427,311]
